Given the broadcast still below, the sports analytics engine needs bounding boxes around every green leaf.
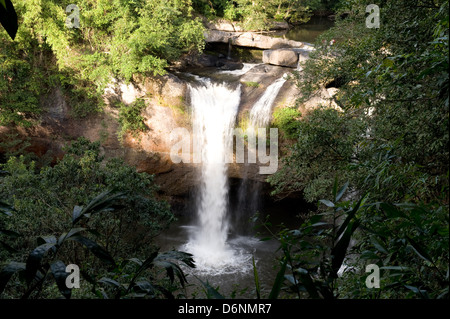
[25,242,57,285]
[311,222,331,228]
[437,287,449,299]
[284,274,298,286]
[0,0,18,40]
[72,190,126,225]
[252,256,260,299]
[335,196,364,240]
[153,260,186,287]
[331,219,360,278]
[127,251,158,290]
[332,177,338,200]
[69,236,115,266]
[404,285,429,299]
[380,203,406,218]
[335,182,349,202]
[98,277,121,289]
[360,250,380,260]
[0,261,25,295]
[295,267,320,299]
[72,206,83,224]
[50,261,71,299]
[82,189,126,213]
[58,228,86,245]
[80,270,97,287]
[0,240,17,253]
[380,266,409,271]
[371,236,388,254]
[319,199,335,208]
[406,236,434,264]
[0,201,14,216]
[196,277,225,299]
[268,258,287,299]
[133,281,155,295]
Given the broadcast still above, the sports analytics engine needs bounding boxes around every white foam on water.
[182,240,254,276]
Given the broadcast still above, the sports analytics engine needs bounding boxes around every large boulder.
[262,49,298,67]
[205,30,305,49]
[182,53,244,70]
[262,48,313,68]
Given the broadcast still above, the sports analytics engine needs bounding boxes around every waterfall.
[184,78,252,274]
[181,71,285,275]
[249,74,287,127]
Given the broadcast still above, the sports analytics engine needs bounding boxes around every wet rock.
[262,49,298,67]
[217,60,244,70]
[140,73,187,107]
[184,53,219,68]
[239,64,293,112]
[262,48,312,67]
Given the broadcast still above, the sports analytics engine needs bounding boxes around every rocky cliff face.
[0,46,336,200]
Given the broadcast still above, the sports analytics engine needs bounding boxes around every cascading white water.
[183,78,253,275]
[182,71,286,275]
[249,74,287,127]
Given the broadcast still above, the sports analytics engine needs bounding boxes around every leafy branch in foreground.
[267,180,362,299]
[258,179,449,299]
[0,0,17,40]
[0,190,195,299]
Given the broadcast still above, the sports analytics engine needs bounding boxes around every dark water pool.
[155,181,313,298]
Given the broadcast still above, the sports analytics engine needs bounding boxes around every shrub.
[117,98,148,142]
[0,137,173,263]
[272,107,302,139]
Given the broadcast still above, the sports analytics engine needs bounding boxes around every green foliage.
[267,0,449,300]
[272,107,302,139]
[269,106,367,202]
[0,0,17,40]
[263,181,362,299]
[272,0,449,204]
[0,136,195,298]
[0,40,43,126]
[266,181,449,299]
[193,0,322,30]
[0,189,194,299]
[1,0,205,124]
[116,98,148,142]
[348,201,449,299]
[0,131,31,160]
